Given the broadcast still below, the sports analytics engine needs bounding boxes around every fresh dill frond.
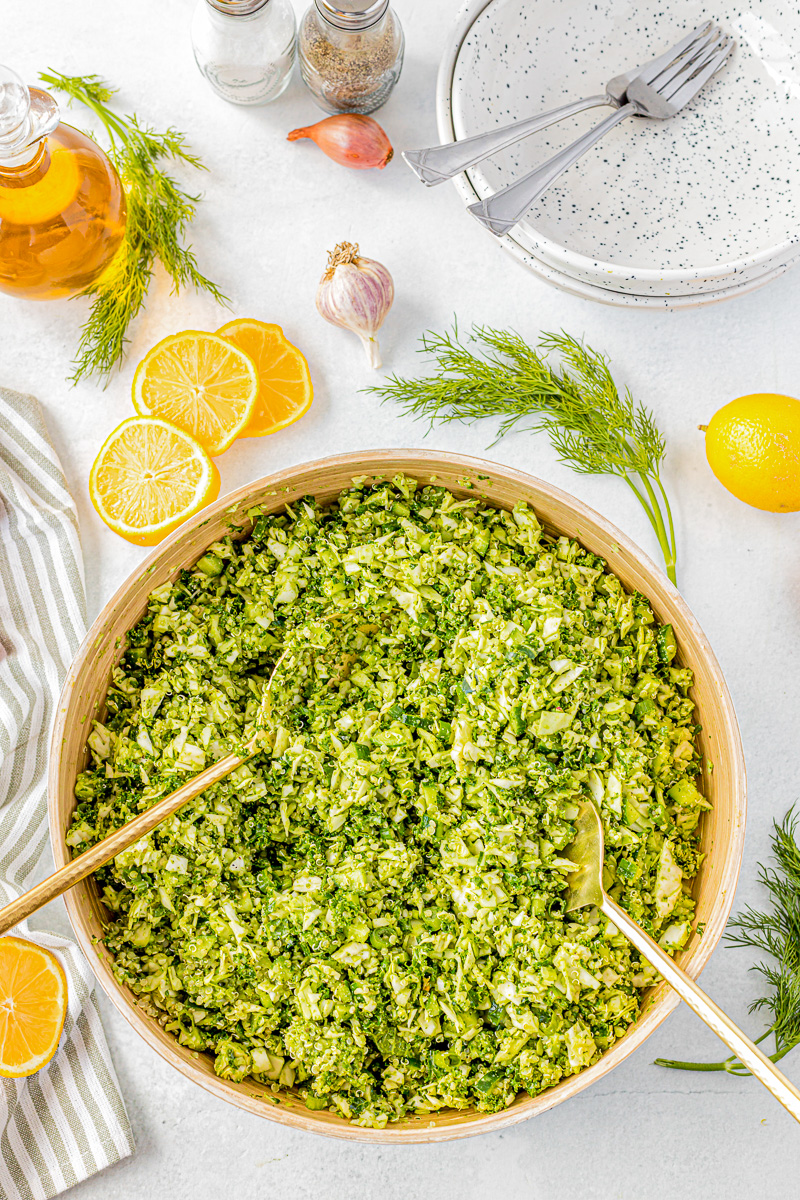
[40,70,228,382]
[369,325,678,584]
[656,808,800,1074]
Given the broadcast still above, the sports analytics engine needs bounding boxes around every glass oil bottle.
[0,67,127,301]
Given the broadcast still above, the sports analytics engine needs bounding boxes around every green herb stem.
[623,476,658,527]
[39,71,227,381]
[369,325,679,586]
[655,1029,781,1073]
[655,1057,733,1073]
[656,809,800,1076]
[636,472,677,585]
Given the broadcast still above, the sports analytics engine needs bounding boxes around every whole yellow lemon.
[704,393,800,512]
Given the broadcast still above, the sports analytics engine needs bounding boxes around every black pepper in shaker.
[298,0,404,114]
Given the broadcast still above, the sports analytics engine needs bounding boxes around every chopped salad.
[69,475,708,1127]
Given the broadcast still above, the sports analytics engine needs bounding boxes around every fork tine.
[647,27,723,90]
[662,41,725,93]
[668,34,730,88]
[635,21,714,85]
[665,37,734,107]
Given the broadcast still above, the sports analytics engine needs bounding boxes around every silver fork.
[402,22,713,187]
[469,26,734,236]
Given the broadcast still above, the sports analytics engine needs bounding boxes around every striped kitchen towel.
[0,387,134,1199]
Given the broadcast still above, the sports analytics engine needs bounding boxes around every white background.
[3,0,800,1196]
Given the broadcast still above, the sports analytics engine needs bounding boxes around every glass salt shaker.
[191,0,297,106]
[298,0,404,114]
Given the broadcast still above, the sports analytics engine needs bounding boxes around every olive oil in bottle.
[0,67,127,300]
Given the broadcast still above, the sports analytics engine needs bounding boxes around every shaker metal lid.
[315,0,390,31]
[207,0,270,14]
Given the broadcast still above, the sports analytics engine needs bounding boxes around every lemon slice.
[0,937,68,1078]
[90,416,220,545]
[217,319,313,437]
[132,331,259,456]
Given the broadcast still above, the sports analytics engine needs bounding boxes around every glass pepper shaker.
[298,0,404,114]
[191,0,297,106]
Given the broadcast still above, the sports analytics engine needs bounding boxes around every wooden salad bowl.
[48,450,746,1142]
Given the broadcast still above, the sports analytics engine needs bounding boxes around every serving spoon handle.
[0,747,249,937]
[0,641,304,936]
[603,892,800,1121]
[0,634,331,937]
[565,799,800,1123]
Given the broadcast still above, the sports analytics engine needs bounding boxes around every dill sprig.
[40,71,228,382]
[369,325,678,585]
[656,808,800,1074]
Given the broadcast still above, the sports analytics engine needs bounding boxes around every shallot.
[287,115,393,170]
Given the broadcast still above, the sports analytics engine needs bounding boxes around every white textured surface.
[3,0,800,1196]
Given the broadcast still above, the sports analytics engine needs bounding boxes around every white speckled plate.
[440,131,800,305]
[440,0,800,297]
[489,227,799,307]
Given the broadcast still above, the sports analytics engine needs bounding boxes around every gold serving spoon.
[0,613,369,938]
[564,800,800,1122]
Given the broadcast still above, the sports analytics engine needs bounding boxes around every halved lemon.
[89,416,220,546]
[217,319,313,437]
[0,936,68,1078]
[132,330,259,456]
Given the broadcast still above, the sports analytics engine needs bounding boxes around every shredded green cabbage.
[69,475,708,1127]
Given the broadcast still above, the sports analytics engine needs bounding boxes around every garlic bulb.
[316,242,394,369]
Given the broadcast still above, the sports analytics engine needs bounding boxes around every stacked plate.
[437,0,800,308]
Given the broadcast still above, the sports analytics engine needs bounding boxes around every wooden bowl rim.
[49,449,746,1142]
